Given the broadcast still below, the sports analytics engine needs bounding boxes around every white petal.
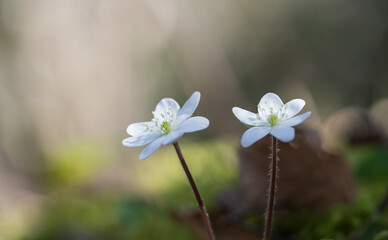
[177,91,200,121]
[281,112,311,127]
[281,99,305,120]
[241,127,271,147]
[232,107,261,126]
[176,116,209,133]
[139,135,166,160]
[162,131,184,145]
[258,92,283,114]
[154,98,180,118]
[270,126,295,142]
[122,133,161,147]
[126,121,153,136]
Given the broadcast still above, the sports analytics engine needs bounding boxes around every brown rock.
[237,128,356,212]
[370,98,388,138]
[175,128,357,240]
[321,107,386,152]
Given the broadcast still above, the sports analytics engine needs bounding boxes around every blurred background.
[0,0,387,239]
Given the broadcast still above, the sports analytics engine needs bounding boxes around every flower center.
[268,114,278,126]
[150,107,179,134]
[160,121,171,133]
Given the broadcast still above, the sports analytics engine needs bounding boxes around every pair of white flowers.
[123,92,311,160]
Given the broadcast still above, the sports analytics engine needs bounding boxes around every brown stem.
[263,136,278,240]
[173,142,216,240]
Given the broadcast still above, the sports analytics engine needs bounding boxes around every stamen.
[268,114,278,126]
[160,121,171,133]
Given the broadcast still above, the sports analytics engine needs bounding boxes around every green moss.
[346,145,388,183]
[19,140,388,240]
[374,231,388,240]
[23,139,238,240]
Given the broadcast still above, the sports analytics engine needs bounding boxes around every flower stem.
[173,142,216,240]
[263,136,278,240]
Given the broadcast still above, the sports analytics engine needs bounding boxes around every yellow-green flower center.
[268,114,278,126]
[161,121,171,133]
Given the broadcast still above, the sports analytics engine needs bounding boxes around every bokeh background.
[0,0,387,239]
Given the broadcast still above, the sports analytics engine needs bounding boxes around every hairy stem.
[173,142,216,240]
[263,136,278,240]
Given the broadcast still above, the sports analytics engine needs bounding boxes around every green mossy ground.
[22,141,388,240]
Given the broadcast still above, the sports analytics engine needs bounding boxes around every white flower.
[123,91,209,160]
[233,92,311,147]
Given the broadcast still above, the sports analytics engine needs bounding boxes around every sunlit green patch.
[23,139,238,240]
[44,139,112,188]
[134,139,239,208]
[23,196,199,240]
